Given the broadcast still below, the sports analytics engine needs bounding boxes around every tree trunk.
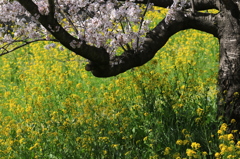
[217,7,240,135]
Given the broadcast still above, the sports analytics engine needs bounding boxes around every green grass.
[0,8,238,159]
[0,28,231,159]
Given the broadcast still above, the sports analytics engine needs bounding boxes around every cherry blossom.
[0,0,154,55]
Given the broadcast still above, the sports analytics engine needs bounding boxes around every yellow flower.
[185,134,191,138]
[227,155,235,158]
[144,112,149,116]
[111,144,119,149]
[143,136,148,142]
[76,137,81,142]
[163,147,171,155]
[136,140,141,144]
[227,146,234,152]
[103,150,107,155]
[195,117,201,123]
[215,152,221,158]
[191,142,201,150]
[176,139,183,145]
[202,151,208,156]
[180,85,185,89]
[230,119,236,123]
[76,83,82,89]
[149,155,159,159]
[237,141,240,147]
[227,134,234,140]
[29,143,39,151]
[125,151,131,156]
[231,130,238,133]
[233,92,239,96]
[186,149,196,157]
[19,138,25,144]
[4,91,11,98]
[217,130,223,134]
[196,108,204,116]
[98,137,109,141]
[220,123,228,131]
[182,129,188,134]
[219,143,226,149]
[173,153,180,158]
[220,145,227,154]
[183,140,190,145]
[219,134,227,140]
[16,128,22,135]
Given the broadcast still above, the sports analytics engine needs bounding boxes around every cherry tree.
[1,0,240,134]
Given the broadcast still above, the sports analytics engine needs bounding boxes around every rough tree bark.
[11,0,240,136]
[217,0,240,135]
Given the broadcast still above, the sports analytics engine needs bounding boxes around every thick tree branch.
[17,0,110,65]
[221,0,240,20]
[87,10,218,77]
[185,12,218,37]
[16,0,218,77]
[88,11,214,77]
[48,0,55,18]
[118,0,219,11]
[184,0,218,10]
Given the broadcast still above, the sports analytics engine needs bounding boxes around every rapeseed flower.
[191,142,201,150]
[164,147,171,155]
[0,9,222,158]
[176,139,183,145]
[215,152,221,158]
[186,149,196,157]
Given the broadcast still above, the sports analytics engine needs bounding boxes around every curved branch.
[88,11,218,77]
[184,0,219,10]
[88,11,196,77]
[17,0,218,78]
[221,0,240,20]
[118,0,219,11]
[185,12,218,37]
[17,0,110,65]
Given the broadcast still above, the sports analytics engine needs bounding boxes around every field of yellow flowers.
[0,7,239,159]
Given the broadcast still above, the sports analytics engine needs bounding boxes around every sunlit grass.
[0,7,239,159]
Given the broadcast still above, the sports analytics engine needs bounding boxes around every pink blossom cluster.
[165,0,191,24]
[0,0,153,55]
[0,0,46,42]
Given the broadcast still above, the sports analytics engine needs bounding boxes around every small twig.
[0,39,58,56]
[137,0,150,51]
[55,0,79,36]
